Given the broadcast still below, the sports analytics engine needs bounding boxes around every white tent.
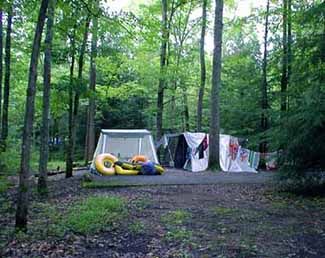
[159,132,259,172]
[91,129,159,172]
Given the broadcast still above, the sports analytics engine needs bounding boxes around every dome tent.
[90,129,159,174]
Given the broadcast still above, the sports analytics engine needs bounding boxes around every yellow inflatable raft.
[95,153,118,176]
[115,165,139,175]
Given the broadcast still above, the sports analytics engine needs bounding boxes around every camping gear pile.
[94,153,164,176]
[90,129,277,174]
[90,129,163,176]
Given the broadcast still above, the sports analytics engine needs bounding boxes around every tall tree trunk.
[66,27,76,178]
[209,0,223,170]
[182,87,189,131]
[38,0,56,194]
[67,17,90,174]
[281,0,288,112]
[0,10,3,132]
[197,0,207,132]
[260,0,270,154]
[15,0,49,231]
[84,9,98,164]
[1,6,13,150]
[287,0,292,110]
[156,0,168,140]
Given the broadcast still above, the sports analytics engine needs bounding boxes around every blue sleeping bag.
[140,161,157,175]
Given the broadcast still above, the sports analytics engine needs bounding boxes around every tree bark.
[67,17,90,175]
[197,0,207,132]
[287,0,292,110]
[0,10,3,132]
[182,87,189,131]
[1,6,13,150]
[15,0,49,231]
[66,26,76,178]
[84,8,98,164]
[281,0,288,112]
[260,0,270,154]
[209,0,223,170]
[156,0,168,140]
[38,0,56,194]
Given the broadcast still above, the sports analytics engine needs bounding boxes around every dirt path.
[1,173,325,258]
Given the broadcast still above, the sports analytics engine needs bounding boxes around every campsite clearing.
[1,171,325,257]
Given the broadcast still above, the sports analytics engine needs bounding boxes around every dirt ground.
[1,171,325,258]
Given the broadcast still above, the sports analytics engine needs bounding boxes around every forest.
[0,0,324,256]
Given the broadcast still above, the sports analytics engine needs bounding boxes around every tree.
[287,0,292,100]
[260,0,270,154]
[84,2,98,164]
[156,0,168,140]
[66,16,90,177]
[197,0,207,132]
[0,9,3,130]
[66,25,76,178]
[38,0,57,194]
[209,0,223,169]
[15,0,49,230]
[281,0,288,112]
[1,4,13,150]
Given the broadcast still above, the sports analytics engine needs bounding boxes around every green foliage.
[0,176,12,193]
[277,173,325,196]
[64,196,127,234]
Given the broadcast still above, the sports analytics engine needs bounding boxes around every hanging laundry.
[195,134,208,159]
[248,151,260,169]
[229,137,239,160]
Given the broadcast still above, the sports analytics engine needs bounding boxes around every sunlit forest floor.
[1,173,325,257]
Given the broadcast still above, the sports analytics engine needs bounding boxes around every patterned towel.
[248,151,260,169]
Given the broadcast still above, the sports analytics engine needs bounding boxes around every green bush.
[278,87,325,174]
[277,173,325,196]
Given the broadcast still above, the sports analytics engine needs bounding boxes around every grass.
[212,207,237,216]
[161,209,191,226]
[161,210,193,244]
[82,180,137,188]
[128,220,146,234]
[133,197,151,210]
[64,196,127,234]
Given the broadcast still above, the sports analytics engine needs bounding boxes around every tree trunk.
[0,10,3,132]
[260,0,270,154]
[287,0,292,110]
[156,0,168,140]
[84,9,98,164]
[67,17,90,173]
[281,0,288,112]
[66,27,76,178]
[15,0,49,231]
[197,0,207,132]
[38,0,56,194]
[209,0,223,170]
[182,87,189,131]
[1,6,13,150]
